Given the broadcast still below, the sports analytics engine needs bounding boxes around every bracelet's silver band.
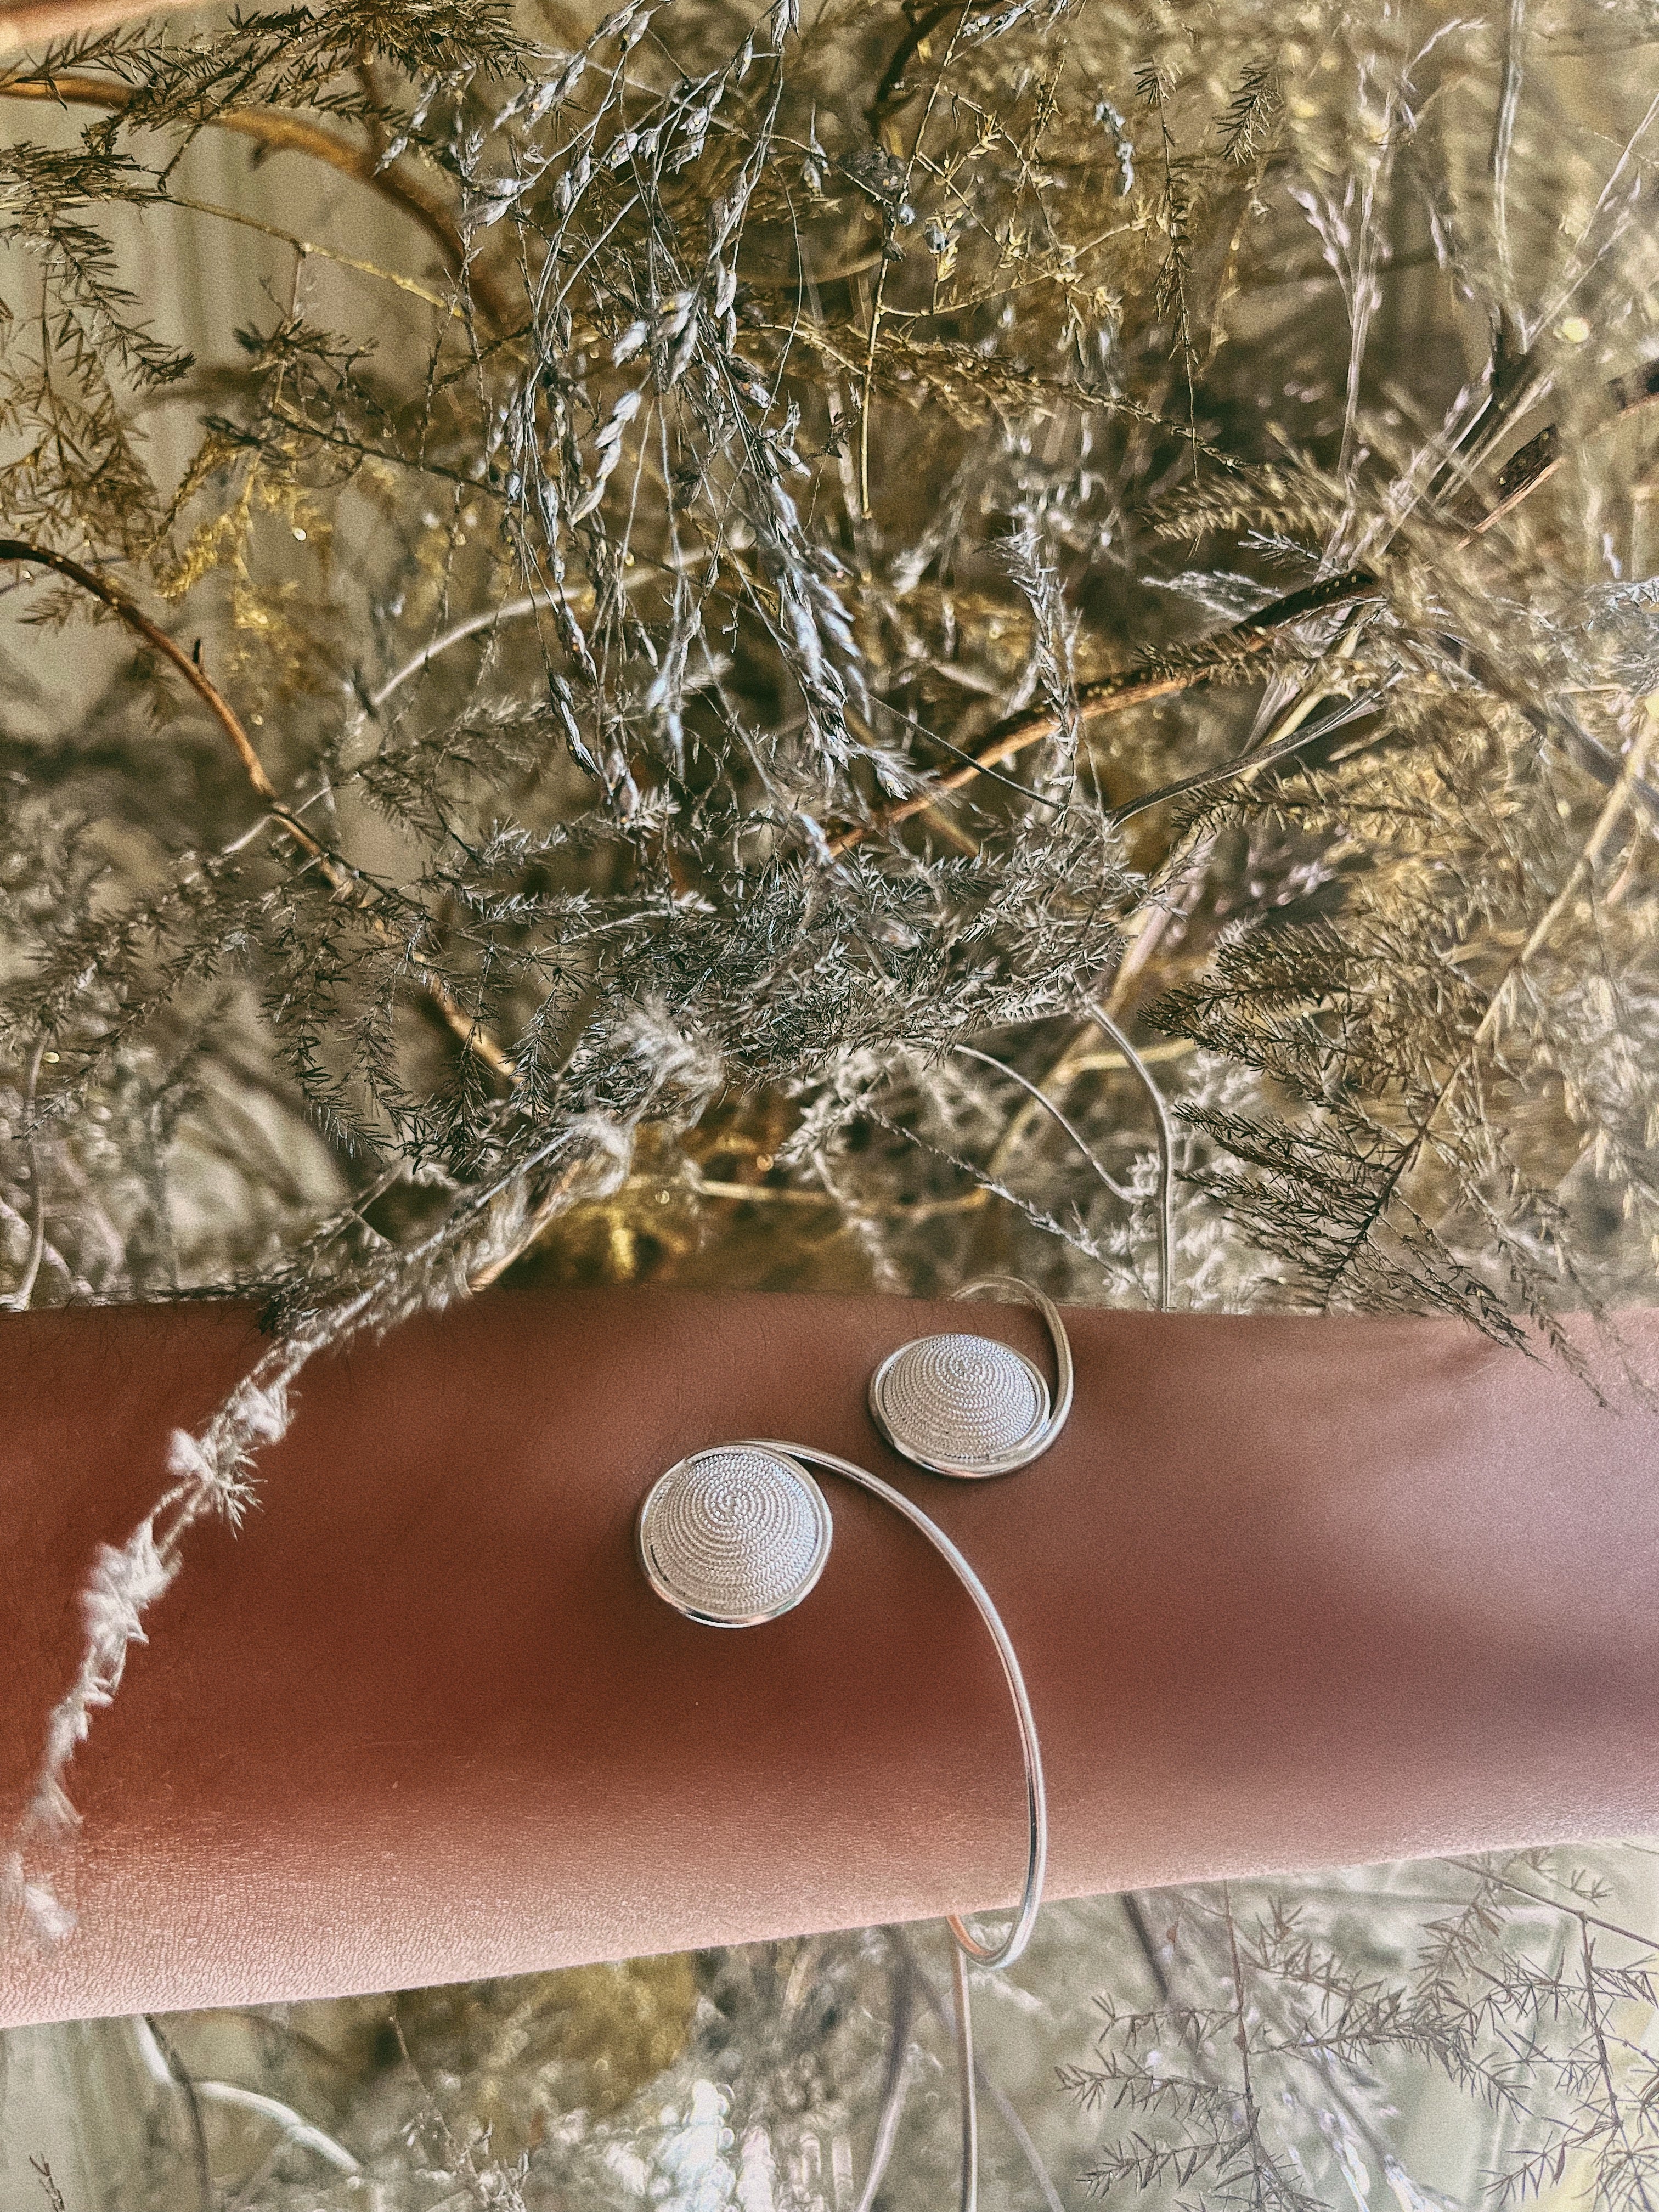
[752,1440,1047,1973]
[636,1277,1075,2211]
[636,1433,1048,1971]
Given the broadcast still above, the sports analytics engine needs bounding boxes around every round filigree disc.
[868,1332,1051,1477]
[637,1446,832,1626]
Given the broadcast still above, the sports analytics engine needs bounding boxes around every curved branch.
[867,0,971,131]
[0,536,289,800]
[1106,685,1387,827]
[0,71,517,334]
[954,1042,1136,1205]
[0,539,517,1084]
[369,593,548,712]
[851,1942,915,2212]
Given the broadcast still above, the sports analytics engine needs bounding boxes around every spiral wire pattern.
[637,1446,832,1625]
[870,1334,1047,1472]
[868,1277,1073,1479]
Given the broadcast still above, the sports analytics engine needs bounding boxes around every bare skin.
[2,1288,1656,2028]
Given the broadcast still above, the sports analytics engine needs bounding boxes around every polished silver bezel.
[867,1334,1051,1479]
[866,1277,1074,1479]
[636,1446,833,1627]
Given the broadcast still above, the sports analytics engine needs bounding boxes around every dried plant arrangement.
[2,0,1659,2196]
[14,1846,1659,2208]
[5,0,1659,1344]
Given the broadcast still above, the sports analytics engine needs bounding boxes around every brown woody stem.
[0,72,517,335]
[826,569,1378,856]
[0,539,517,1084]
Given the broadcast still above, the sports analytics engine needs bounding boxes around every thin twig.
[1471,358,1659,538]
[1107,687,1387,827]
[1489,0,1527,321]
[955,1043,1136,1204]
[0,540,517,1084]
[0,71,517,333]
[857,4,967,515]
[866,0,970,131]
[27,2159,67,2212]
[466,1156,591,1288]
[1222,1881,1277,2212]
[894,1928,1067,2212]
[1120,1889,1173,2001]
[1080,1002,1174,1311]
[1469,1861,1659,1956]
[826,568,1378,854]
[1319,708,1658,1305]
[1580,1917,1659,2212]
[162,189,464,316]
[986,1029,1192,1189]
[0,540,278,792]
[139,2015,213,2212]
[133,2015,360,2178]
[4,1034,49,1311]
[1061,1038,1194,1074]
[952,1942,979,2212]
[370,593,549,711]
[853,1939,916,2212]
[830,349,1659,859]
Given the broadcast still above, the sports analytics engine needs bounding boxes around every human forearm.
[3,1289,1657,2027]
